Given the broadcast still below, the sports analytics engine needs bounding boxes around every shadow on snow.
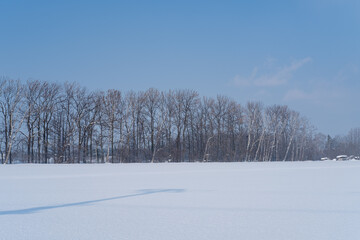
[0,189,185,216]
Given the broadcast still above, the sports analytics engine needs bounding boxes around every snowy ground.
[1,161,360,240]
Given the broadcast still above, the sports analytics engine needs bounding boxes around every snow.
[1,161,360,240]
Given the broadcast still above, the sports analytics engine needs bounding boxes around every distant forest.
[0,77,359,164]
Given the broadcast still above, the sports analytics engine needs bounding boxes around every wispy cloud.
[284,63,359,103]
[283,89,313,101]
[232,57,312,87]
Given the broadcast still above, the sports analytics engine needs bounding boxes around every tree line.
[0,77,356,164]
[323,128,360,159]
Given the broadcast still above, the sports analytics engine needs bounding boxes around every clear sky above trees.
[0,0,359,136]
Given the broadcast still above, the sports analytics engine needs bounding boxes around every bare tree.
[23,80,43,163]
[244,102,263,161]
[39,82,61,163]
[102,89,122,163]
[143,88,161,161]
[0,78,25,164]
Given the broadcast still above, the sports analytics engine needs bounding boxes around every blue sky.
[0,0,359,136]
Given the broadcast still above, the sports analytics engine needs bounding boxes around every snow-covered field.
[1,161,360,240]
